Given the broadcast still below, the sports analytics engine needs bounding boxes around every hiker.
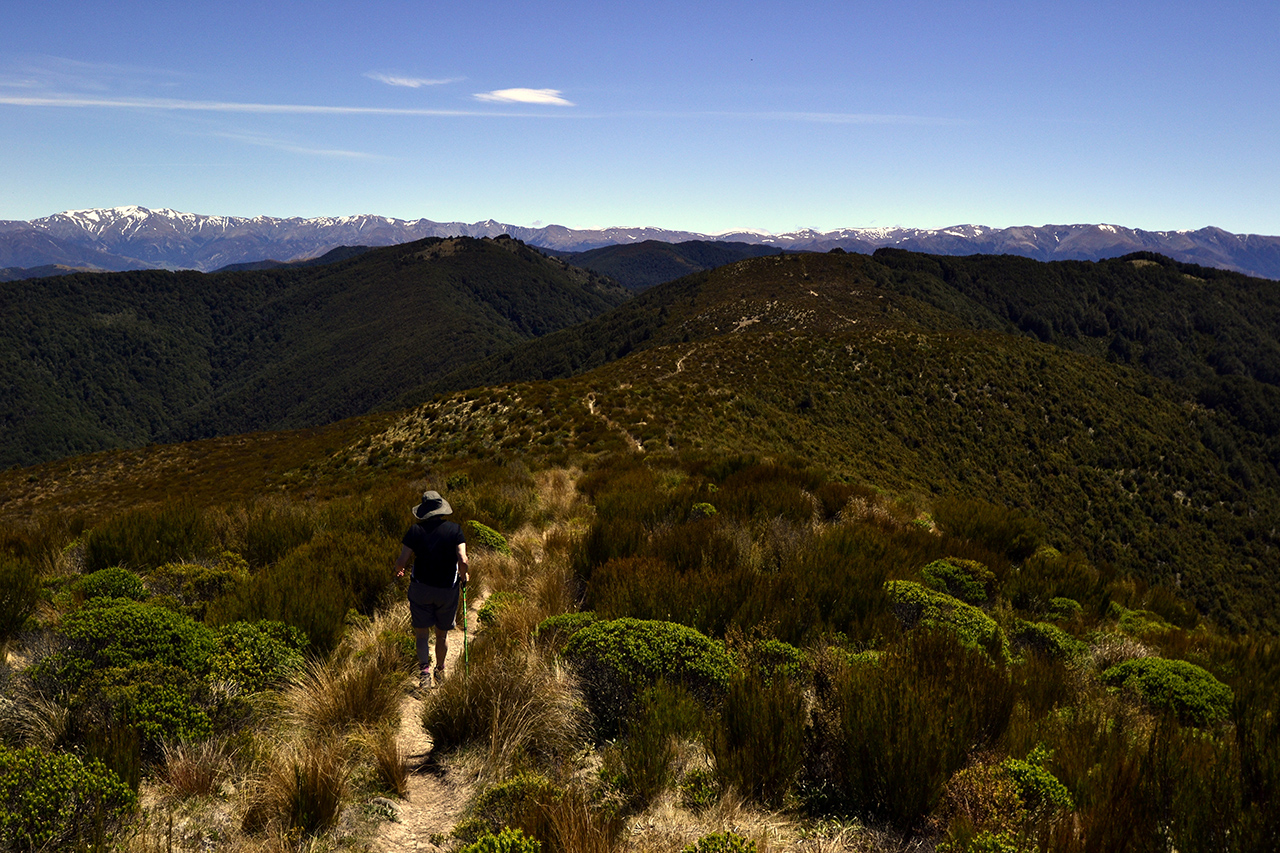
[393,490,468,689]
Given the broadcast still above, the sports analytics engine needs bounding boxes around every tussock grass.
[160,738,232,798]
[284,627,411,735]
[353,722,408,798]
[241,734,350,836]
[422,643,586,779]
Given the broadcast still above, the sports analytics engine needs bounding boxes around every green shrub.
[886,581,1008,663]
[920,558,993,605]
[0,745,137,852]
[681,831,757,853]
[240,500,318,568]
[752,638,809,682]
[98,664,212,750]
[466,520,512,556]
[458,827,542,853]
[1047,597,1083,622]
[54,598,217,678]
[1109,602,1174,638]
[679,767,720,813]
[210,620,308,693]
[533,611,598,648]
[80,566,147,601]
[84,501,211,572]
[710,671,805,808]
[563,618,738,738]
[1101,657,1233,727]
[146,554,248,619]
[455,772,559,843]
[690,502,717,520]
[0,557,40,646]
[1009,620,1087,661]
[1000,745,1073,814]
[479,591,525,627]
[938,831,1020,853]
[1005,550,1102,618]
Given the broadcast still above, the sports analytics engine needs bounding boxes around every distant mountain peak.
[2,207,1279,281]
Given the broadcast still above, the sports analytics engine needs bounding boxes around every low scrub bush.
[49,598,217,683]
[209,620,308,694]
[1048,597,1083,623]
[97,663,212,751]
[239,499,318,568]
[207,529,391,655]
[1101,657,1233,727]
[612,682,704,809]
[887,581,1008,663]
[146,554,248,619]
[456,772,559,843]
[0,745,137,852]
[920,558,994,605]
[681,831,757,853]
[1010,621,1087,662]
[459,827,542,853]
[679,767,720,813]
[533,611,598,649]
[79,566,147,601]
[563,618,737,738]
[467,519,513,556]
[84,501,211,573]
[480,590,525,627]
[1001,745,1073,815]
[1005,550,1102,618]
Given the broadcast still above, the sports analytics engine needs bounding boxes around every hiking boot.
[417,668,432,692]
[433,667,446,687]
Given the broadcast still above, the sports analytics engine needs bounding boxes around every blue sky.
[2,1,1277,235]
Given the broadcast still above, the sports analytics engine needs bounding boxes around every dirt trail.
[372,590,486,852]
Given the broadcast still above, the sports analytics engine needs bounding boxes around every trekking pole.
[462,583,469,677]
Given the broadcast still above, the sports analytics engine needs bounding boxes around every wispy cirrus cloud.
[474,88,574,106]
[210,130,383,160]
[364,72,462,88]
[0,94,569,118]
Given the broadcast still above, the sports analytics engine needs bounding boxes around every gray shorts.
[407,581,460,631]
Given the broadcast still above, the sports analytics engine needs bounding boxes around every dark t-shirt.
[402,518,466,588]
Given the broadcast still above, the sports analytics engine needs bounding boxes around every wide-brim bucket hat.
[412,490,453,520]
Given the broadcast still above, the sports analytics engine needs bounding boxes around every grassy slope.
[0,236,627,467]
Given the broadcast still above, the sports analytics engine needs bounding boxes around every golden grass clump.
[422,643,586,779]
[241,735,350,836]
[353,722,408,798]
[160,738,233,798]
[285,610,413,735]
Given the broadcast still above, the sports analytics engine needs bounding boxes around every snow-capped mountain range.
[3,206,1280,280]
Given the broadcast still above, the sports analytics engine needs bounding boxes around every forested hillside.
[0,236,625,467]
[2,248,1278,853]
[387,251,1279,631]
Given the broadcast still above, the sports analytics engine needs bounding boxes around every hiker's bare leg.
[413,626,433,673]
[435,627,449,672]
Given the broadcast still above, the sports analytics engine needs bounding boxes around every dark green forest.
[0,235,626,468]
